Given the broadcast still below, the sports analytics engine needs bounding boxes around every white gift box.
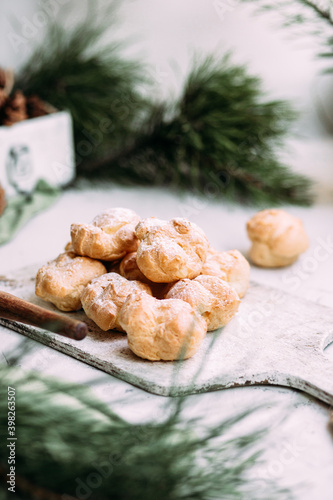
[0,110,75,197]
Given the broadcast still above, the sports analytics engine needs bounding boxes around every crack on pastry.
[165,275,240,331]
[71,207,140,261]
[35,252,106,311]
[201,248,250,298]
[81,273,152,332]
[135,217,209,283]
[118,292,207,361]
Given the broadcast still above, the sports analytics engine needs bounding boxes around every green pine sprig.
[0,358,292,500]
[85,56,313,206]
[241,0,333,60]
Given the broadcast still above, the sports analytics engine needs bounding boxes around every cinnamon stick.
[0,290,87,340]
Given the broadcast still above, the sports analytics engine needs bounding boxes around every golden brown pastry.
[35,252,106,311]
[135,217,209,283]
[165,275,240,331]
[201,248,250,298]
[81,273,152,331]
[246,209,309,268]
[71,208,140,261]
[118,251,170,299]
[64,241,74,252]
[118,292,207,361]
[119,252,150,283]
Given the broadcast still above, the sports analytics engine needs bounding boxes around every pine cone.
[3,90,27,126]
[0,68,14,109]
[0,183,6,216]
[0,72,5,89]
[0,90,8,110]
[0,68,8,109]
[26,95,52,118]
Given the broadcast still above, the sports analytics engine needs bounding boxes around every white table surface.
[1,137,333,499]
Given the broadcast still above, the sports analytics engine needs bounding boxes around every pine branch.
[83,56,313,206]
[241,0,333,53]
[242,0,333,23]
[300,0,332,23]
[0,359,292,500]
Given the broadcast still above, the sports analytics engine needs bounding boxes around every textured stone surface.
[1,264,333,403]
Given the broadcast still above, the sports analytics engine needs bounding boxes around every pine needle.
[0,361,292,500]
[241,0,333,56]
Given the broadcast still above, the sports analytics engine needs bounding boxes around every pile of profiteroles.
[35,208,308,361]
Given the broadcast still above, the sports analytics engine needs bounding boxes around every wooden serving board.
[1,264,333,403]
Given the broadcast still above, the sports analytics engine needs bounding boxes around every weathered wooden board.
[1,264,333,403]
